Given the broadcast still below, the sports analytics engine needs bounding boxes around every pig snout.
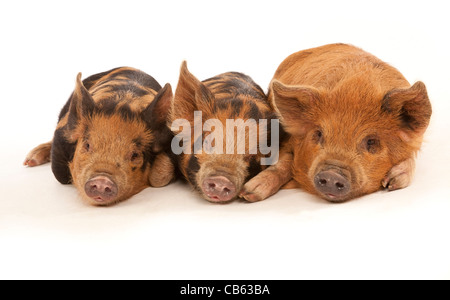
[314,170,350,202]
[84,175,118,204]
[202,176,237,203]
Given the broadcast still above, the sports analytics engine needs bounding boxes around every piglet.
[24,67,175,205]
[269,44,432,202]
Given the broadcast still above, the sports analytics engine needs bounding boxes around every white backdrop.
[1,0,449,279]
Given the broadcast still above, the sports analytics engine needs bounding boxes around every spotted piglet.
[24,67,175,205]
[170,62,291,203]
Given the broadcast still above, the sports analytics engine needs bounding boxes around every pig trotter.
[24,141,52,167]
[240,153,293,202]
[149,153,175,187]
[240,170,278,202]
[382,158,415,191]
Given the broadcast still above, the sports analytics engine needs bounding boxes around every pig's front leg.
[382,158,415,191]
[24,141,52,167]
[149,152,175,187]
[240,151,293,202]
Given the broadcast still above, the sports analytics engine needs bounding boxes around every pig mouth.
[322,193,348,203]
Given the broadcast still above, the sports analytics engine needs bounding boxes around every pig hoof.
[24,142,52,167]
[23,158,38,167]
[149,153,175,187]
[240,179,269,203]
[382,158,414,192]
[239,190,263,203]
[382,173,410,191]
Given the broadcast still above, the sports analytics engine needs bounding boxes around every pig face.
[271,79,431,202]
[170,62,280,203]
[52,69,174,205]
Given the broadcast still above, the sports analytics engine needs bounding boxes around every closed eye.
[130,151,140,161]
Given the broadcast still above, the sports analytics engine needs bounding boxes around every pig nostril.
[202,176,237,202]
[336,182,345,190]
[85,176,118,203]
[314,170,350,200]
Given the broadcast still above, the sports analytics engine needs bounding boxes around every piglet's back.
[273,43,410,93]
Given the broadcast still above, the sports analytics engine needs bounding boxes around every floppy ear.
[382,81,432,142]
[171,61,215,123]
[66,73,96,140]
[270,80,320,136]
[142,83,174,152]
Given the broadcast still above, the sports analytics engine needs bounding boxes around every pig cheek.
[292,141,320,194]
[69,150,95,202]
[119,161,149,198]
[361,152,393,194]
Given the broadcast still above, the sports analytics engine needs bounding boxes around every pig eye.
[84,142,90,152]
[130,151,140,162]
[312,130,323,144]
[364,136,381,154]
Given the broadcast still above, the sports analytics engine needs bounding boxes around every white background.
[1,0,449,279]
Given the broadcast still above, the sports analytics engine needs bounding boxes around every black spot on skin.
[216,100,230,112]
[229,99,243,118]
[132,167,137,171]
[246,101,262,120]
[142,148,156,173]
[117,103,136,121]
[96,100,139,121]
[97,99,117,116]
[245,156,262,182]
[51,127,76,184]
[116,163,121,168]
[186,155,200,187]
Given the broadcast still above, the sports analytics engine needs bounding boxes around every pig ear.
[171,61,214,122]
[142,83,174,153]
[194,82,215,116]
[142,83,173,126]
[382,81,432,142]
[270,80,320,136]
[67,73,96,132]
